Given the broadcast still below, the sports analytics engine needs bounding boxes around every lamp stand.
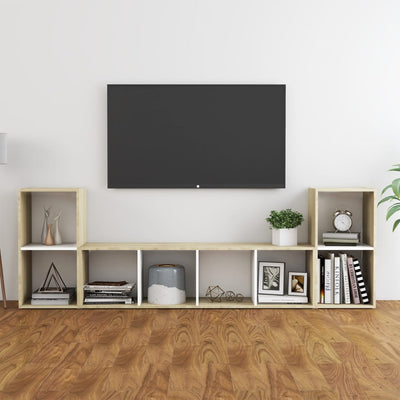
[0,250,7,308]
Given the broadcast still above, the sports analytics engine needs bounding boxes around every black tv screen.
[107,84,285,188]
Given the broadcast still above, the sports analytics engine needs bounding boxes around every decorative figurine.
[45,224,54,246]
[54,210,62,245]
[41,206,51,244]
[235,293,244,302]
[224,291,236,301]
[205,286,244,303]
[205,285,225,302]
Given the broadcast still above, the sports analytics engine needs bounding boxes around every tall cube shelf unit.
[18,188,86,308]
[309,188,376,309]
[18,187,375,309]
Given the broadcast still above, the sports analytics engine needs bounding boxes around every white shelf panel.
[21,243,77,251]
[317,243,374,251]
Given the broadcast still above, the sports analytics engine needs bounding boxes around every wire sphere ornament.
[224,291,236,301]
[205,285,225,302]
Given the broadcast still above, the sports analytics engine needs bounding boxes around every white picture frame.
[288,272,307,296]
[258,262,285,295]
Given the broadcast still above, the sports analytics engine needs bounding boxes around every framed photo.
[258,262,285,295]
[288,272,307,296]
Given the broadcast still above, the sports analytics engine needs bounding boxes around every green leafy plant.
[378,163,400,231]
[266,209,304,229]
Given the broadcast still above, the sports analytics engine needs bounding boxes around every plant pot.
[272,228,298,246]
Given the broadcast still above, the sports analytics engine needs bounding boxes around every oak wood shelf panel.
[19,300,78,309]
[80,242,314,251]
[317,243,374,251]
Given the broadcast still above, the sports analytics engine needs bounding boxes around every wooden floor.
[0,302,399,400]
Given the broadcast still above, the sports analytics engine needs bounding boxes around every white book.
[340,253,351,304]
[84,297,133,304]
[32,287,75,299]
[258,294,308,303]
[323,232,360,240]
[333,255,341,304]
[324,258,332,304]
[31,298,71,305]
[83,282,135,291]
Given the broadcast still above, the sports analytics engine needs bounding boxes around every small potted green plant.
[266,208,304,246]
[378,163,400,231]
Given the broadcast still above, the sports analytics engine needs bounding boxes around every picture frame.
[258,262,285,295]
[288,272,307,296]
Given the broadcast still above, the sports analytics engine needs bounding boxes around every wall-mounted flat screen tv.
[107,84,285,188]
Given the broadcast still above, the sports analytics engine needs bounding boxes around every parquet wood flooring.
[0,301,399,399]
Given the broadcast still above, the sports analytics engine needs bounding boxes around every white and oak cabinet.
[18,187,375,309]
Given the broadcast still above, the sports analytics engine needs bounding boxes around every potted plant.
[266,208,304,246]
[378,163,400,231]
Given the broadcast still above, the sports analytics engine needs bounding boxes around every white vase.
[41,207,50,244]
[54,218,62,245]
[272,228,298,246]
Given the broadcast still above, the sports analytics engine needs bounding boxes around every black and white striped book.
[353,258,369,304]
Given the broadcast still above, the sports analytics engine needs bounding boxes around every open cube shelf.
[18,187,375,309]
[18,188,86,308]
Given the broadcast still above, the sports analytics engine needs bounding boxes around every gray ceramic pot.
[148,264,186,305]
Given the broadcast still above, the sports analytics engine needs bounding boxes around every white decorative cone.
[272,228,298,246]
[54,219,62,245]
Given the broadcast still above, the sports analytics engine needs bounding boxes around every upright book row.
[318,253,369,305]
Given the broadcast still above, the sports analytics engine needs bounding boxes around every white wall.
[1,0,399,300]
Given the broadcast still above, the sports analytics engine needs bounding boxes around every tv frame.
[107,84,286,189]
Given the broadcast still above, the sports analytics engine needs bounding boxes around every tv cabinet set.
[18,187,376,309]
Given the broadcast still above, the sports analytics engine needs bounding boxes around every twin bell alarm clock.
[333,210,353,232]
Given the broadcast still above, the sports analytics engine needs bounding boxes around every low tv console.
[18,187,376,309]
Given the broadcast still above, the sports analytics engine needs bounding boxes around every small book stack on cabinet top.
[322,232,360,246]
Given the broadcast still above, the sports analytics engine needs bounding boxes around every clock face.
[334,213,352,232]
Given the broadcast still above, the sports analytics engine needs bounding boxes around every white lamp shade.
[0,133,7,164]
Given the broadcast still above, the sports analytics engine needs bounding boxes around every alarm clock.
[333,210,353,232]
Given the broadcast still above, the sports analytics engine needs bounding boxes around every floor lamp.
[0,133,7,308]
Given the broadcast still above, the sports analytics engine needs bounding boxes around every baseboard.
[2,300,18,309]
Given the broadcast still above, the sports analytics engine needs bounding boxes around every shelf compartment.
[141,250,197,306]
[310,188,375,248]
[198,250,253,305]
[257,249,315,307]
[317,249,375,308]
[18,250,77,308]
[18,188,86,249]
[78,250,138,307]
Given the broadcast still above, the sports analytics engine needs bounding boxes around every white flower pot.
[272,228,298,246]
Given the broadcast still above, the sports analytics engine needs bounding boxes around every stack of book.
[31,287,75,306]
[322,232,360,246]
[84,281,135,304]
[318,253,369,305]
